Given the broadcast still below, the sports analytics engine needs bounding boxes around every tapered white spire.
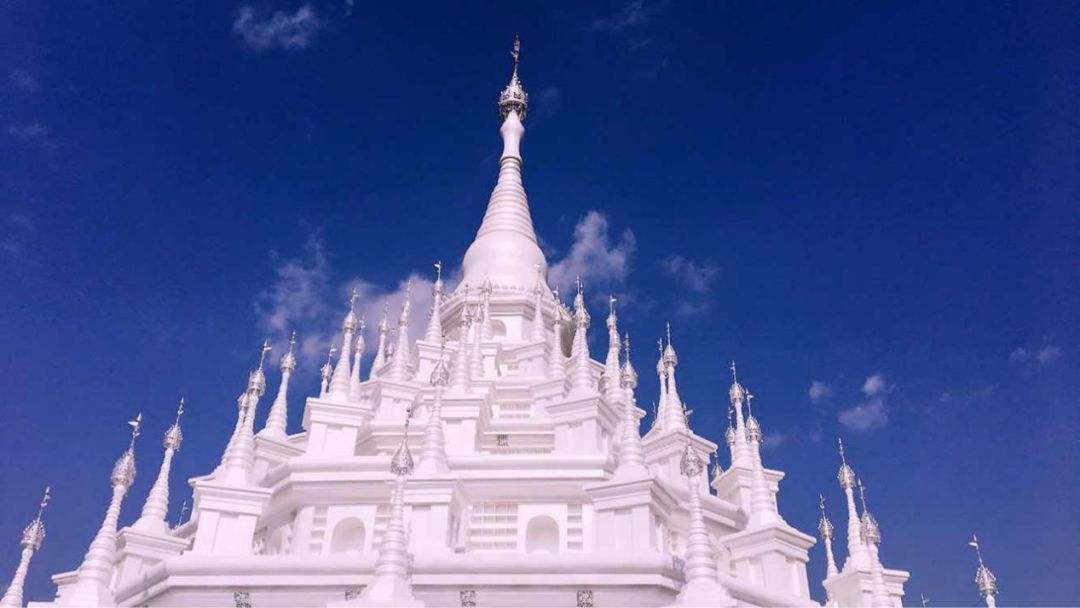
[710,450,723,485]
[133,398,185,533]
[222,342,269,485]
[320,344,336,397]
[417,341,451,475]
[669,442,735,607]
[65,415,140,606]
[729,362,752,467]
[568,278,593,394]
[355,415,424,606]
[385,281,414,382]
[330,290,360,397]
[614,334,647,478]
[649,338,668,434]
[819,494,839,578]
[743,387,777,526]
[970,534,998,608]
[448,287,473,394]
[424,262,445,343]
[603,295,622,402]
[858,480,891,608]
[836,438,871,571]
[529,266,548,345]
[371,303,390,379]
[659,324,689,433]
[460,36,546,291]
[468,294,485,381]
[263,332,297,439]
[349,321,366,401]
[548,305,567,386]
[0,487,50,608]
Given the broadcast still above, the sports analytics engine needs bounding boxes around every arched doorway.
[525,515,560,553]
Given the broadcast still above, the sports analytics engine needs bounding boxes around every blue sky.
[2,1,1078,605]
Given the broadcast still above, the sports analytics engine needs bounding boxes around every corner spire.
[970,534,998,608]
[0,487,50,608]
[819,494,839,578]
[133,398,185,533]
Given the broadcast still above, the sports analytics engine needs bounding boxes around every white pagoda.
[6,37,914,608]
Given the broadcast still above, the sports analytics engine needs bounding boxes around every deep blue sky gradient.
[2,1,1078,605]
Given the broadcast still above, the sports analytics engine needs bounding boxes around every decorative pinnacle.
[817,493,834,540]
[350,288,360,313]
[498,35,528,121]
[258,339,272,370]
[970,534,999,598]
[837,437,857,489]
[128,413,143,449]
[434,260,443,284]
[281,330,298,372]
[620,332,638,390]
[174,499,189,529]
[391,411,415,476]
[430,338,451,387]
[174,397,185,425]
[857,478,882,545]
[37,486,51,520]
[20,486,50,550]
[662,323,678,366]
[164,397,185,450]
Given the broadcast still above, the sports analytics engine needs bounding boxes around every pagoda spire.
[659,324,689,432]
[857,479,892,607]
[669,442,735,607]
[969,534,999,608]
[330,290,360,397]
[263,332,297,439]
[568,278,594,395]
[65,415,140,606]
[133,398,185,533]
[728,362,752,467]
[424,262,445,343]
[649,338,667,434]
[371,302,390,379]
[548,304,567,386]
[529,265,547,344]
[836,438,871,571]
[614,333,647,478]
[743,387,777,526]
[818,494,839,578]
[320,343,336,397]
[603,295,622,403]
[417,340,451,474]
[0,487,50,608]
[349,320,366,401]
[710,450,723,486]
[460,36,546,291]
[222,342,269,485]
[386,281,414,382]
[448,286,473,394]
[355,415,424,606]
[468,293,485,381]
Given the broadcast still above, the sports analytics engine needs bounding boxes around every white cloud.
[661,255,719,293]
[7,123,48,141]
[808,380,833,404]
[9,69,39,92]
[589,0,658,32]
[537,87,562,118]
[861,373,891,396]
[548,211,635,301]
[762,431,786,451]
[233,4,325,51]
[838,399,888,433]
[1010,345,1062,365]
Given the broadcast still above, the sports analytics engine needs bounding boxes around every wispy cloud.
[7,123,48,141]
[233,3,325,51]
[537,87,563,118]
[9,69,39,92]
[838,373,892,433]
[809,380,833,404]
[548,211,635,302]
[1010,345,1062,365]
[588,0,659,32]
[661,255,719,293]
[1,214,35,258]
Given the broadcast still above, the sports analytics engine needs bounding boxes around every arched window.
[329,518,366,554]
[525,515,560,554]
[491,319,508,337]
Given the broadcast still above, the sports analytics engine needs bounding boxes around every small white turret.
[371,303,390,379]
[133,398,185,533]
[857,479,891,608]
[602,295,622,402]
[349,321,366,401]
[614,334,647,478]
[417,340,451,475]
[659,324,689,433]
[263,332,297,439]
[386,280,414,382]
[424,262,445,343]
[837,438,871,571]
[64,415,141,606]
[329,290,360,398]
[819,494,839,578]
[320,343,336,397]
[0,487,50,608]
[568,277,593,395]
